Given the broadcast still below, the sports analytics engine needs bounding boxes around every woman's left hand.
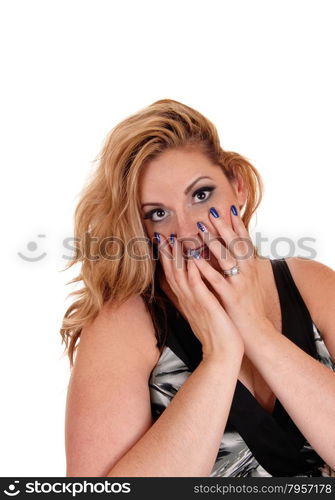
[191,205,268,336]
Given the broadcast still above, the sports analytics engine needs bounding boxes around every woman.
[61,99,335,477]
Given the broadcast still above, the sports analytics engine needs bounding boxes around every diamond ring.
[223,264,240,277]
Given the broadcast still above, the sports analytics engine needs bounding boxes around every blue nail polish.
[154,232,160,244]
[169,233,176,245]
[188,248,201,259]
[197,221,207,232]
[231,205,238,216]
[209,207,219,218]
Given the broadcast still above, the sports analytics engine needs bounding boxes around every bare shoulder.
[286,256,334,276]
[285,257,334,308]
[285,257,335,358]
[79,294,161,370]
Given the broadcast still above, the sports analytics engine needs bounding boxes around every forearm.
[107,354,243,477]
[244,319,335,469]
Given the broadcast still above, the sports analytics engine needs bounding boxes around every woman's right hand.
[156,235,245,363]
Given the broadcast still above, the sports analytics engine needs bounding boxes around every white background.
[1,0,334,476]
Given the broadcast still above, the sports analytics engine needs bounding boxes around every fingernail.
[231,205,238,216]
[188,248,201,259]
[197,221,207,232]
[154,232,160,244]
[209,207,219,218]
[169,233,176,246]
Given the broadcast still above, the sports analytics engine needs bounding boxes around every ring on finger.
[222,262,240,277]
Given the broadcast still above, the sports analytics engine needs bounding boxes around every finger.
[190,252,232,303]
[207,206,253,265]
[229,205,256,260]
[229,205,250,238]
[187,257,228,314]
[196,221,237,272]
[170,235,186,274]
[166,235,191,298]
[156,234,175,285]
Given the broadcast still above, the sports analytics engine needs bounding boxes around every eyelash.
[143,186,215,223]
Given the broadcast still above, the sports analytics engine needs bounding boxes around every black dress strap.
[270,258,319,357]
[154,258,325,476]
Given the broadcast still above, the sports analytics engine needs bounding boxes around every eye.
[143,186,215,223]
[144,208,168,223]
[193,186,215,203]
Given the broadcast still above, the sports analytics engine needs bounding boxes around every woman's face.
[139,147,247,271]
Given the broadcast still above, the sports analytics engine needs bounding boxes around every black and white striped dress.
[147,259,335,477]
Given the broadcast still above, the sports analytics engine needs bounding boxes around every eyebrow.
[141,176,214,208]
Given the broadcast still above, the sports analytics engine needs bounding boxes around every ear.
[230,172,247,210]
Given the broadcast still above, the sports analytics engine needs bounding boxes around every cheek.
[205,196,225,216]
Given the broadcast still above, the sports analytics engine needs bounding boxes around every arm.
[190,209,335,469]
[65,294,243,477]
[242,258,335,469]
[242,317,335,470]
[108,354,242,477]
[245,258,335,469]
[285,257,335,361]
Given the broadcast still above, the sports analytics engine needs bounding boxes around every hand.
[156,233,245,362]
[191,205,268,336]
